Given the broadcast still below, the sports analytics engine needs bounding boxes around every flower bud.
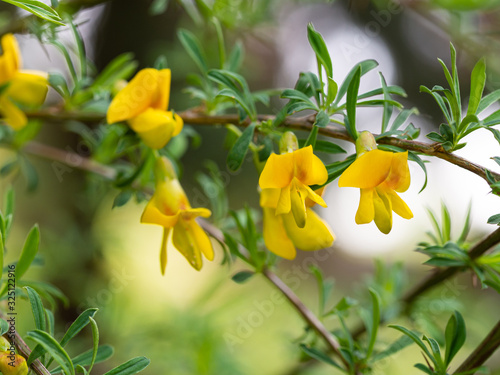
[279,131,298,154]
[355,131,377,157]
[0,352,28,375]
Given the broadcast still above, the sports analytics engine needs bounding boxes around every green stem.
[213,18,226,69]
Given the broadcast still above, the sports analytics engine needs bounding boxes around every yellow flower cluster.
[0,34,48,130]
[106,67,414,269]
[107,68,183,149]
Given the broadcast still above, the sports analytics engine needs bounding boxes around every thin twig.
[25,108,500,184]
[262,268,350,370]
[453,318,500,374]
[0,313,51,375]
[350,227,500,339]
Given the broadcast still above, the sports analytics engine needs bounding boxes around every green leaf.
[487,213,500,225]
[51,345,114,373]
[366,289,381,359]
[281,89,319,110]
[25,287,46,332]
[389,325,435,366]
[3,0,64,25]
[467,58,486,116]
[178,29,208,73]
[477,89,500,114]
[420,85,452,125]
[103,356,150,375]
[414,363,434,374]
[372,335,413,361]
[423,336,445,371]
[345,66,361,140]
[60,308,99,347]
[231,270,255,284]
[0,319,8,335]
[226,41,244,72]
[88,317,99,373]
[307,23,333,78]
[92,53,137,90]
[299,344,342,369]
[27,330,74,375]
[15,225,39,281]
[379,73,393,133]
[408,151,428,193]
[112,190,133,208]
[226,123,256,171]
[326,77,338,106]
[444,311,466,365]
[441,202,451,243]
[149,0,169,15]
[335,59,379,105]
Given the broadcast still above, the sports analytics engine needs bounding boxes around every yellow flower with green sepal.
[338,131,413,234]
[259,132,328,228]
[107,68,183,149]
[259,132,334,259]
[0,34,48,130]
[141,156,214,272]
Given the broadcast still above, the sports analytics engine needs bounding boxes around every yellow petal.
[172,113,183,136]
[294,146,328,186]
[385,151,411,192]
[276,185,291,215]
[305,186,325,207]
[355,188,375,224]
[0,34,20,83]
[386,189,413,219]
[302,182,327,208]
[151,69,171,110]
[128,109,178,149]
[0,96,27,130]
[259,188,280,208]
[189,218,214,261]
[373,188,393,234]
[290,182,306,228]
[180,207,212,220]
[262,207,296,259]
[283,209,334,251]
[8,71,48,106]
[259,152,294,189]
[338,149,393,188]
[160,227,170,275]
[107,68,159,124]
[141,199,180,227]
[172,219,203,270]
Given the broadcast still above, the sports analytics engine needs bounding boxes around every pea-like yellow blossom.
[141,157,214,272]
[0,34,48,130]
[259,144,328,228]
[107,68,183,149]
[0,352,28,375]
[260,187,334,259]
[338,132,413,234]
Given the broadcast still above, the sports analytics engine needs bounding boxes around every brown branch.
[25,109,500,184]
[198,221,349,370]
[453,318,500,374]
[0,313,51,375]
[262,268,351,371]
[350,227,500,340]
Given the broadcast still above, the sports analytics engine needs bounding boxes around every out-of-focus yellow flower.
[0,352,28,375]
[259,133,328,228]
[260,187,334,259]
[141,157,213,272]
[0,34,48,130]
[107,68,183,149]
[338,131,413,234]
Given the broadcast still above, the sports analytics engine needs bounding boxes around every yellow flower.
[141,157,213,272]
[338,137,413,234]
[0,34,48,130]
[259,144,328,228]
[107,68,183,149]
[260,187,334,259]
[0,352,28,375]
